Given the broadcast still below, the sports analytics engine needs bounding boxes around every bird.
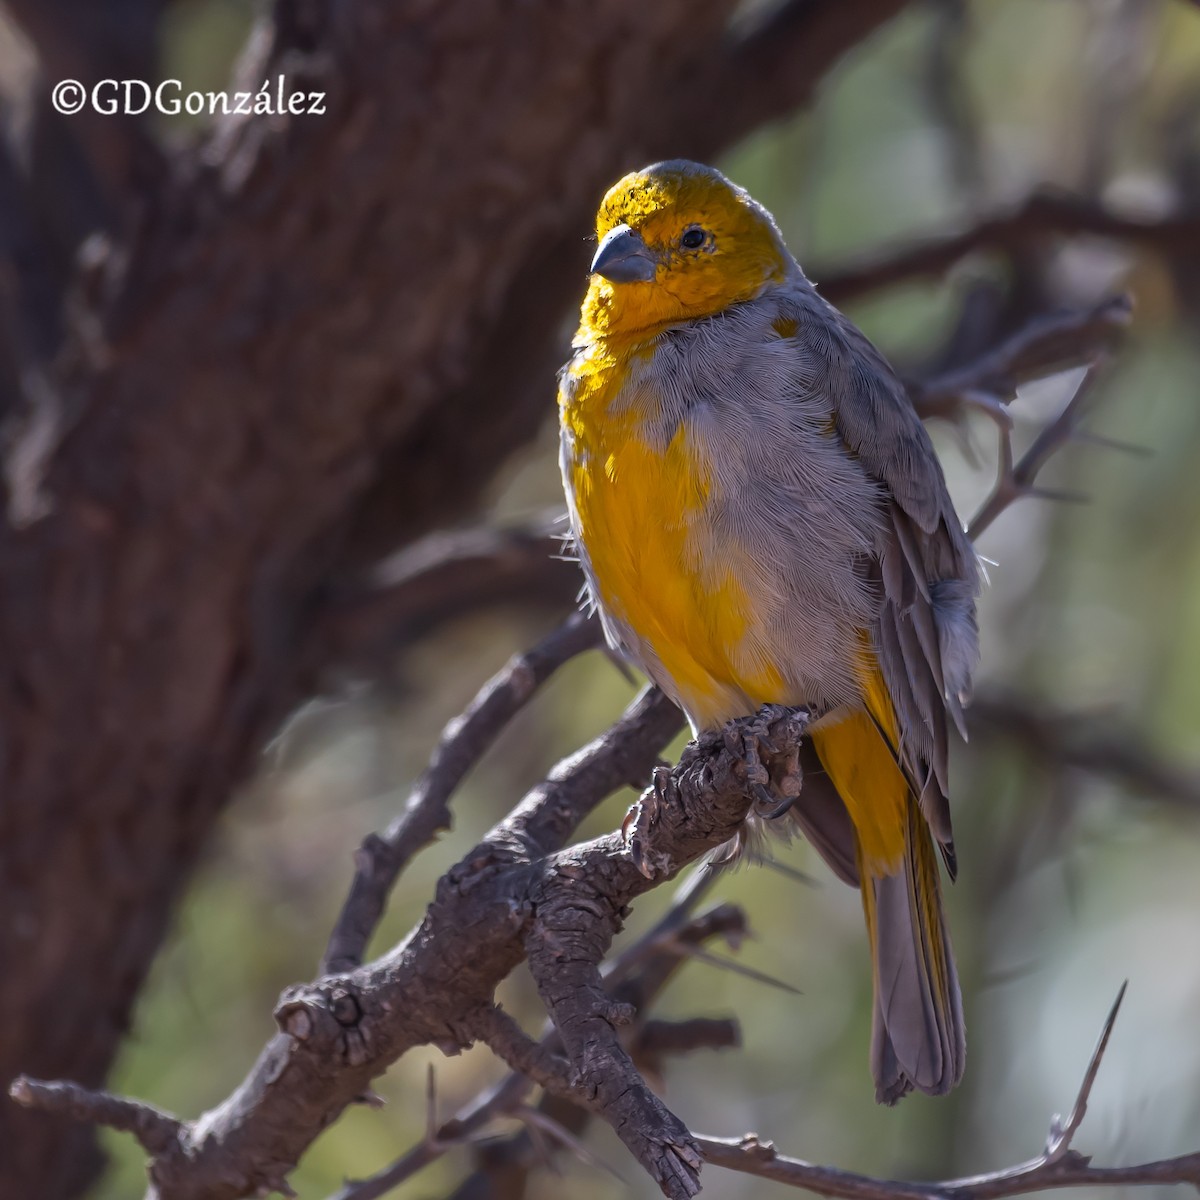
[557,159,981,1104]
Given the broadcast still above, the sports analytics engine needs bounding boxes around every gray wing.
[780,285,981,860]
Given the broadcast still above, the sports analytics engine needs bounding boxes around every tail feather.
[811,698,964,1104]
[860,794,965,1104]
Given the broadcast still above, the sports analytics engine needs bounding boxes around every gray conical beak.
[590,224,657,283]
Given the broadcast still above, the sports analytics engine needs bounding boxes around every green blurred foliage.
[157,0,253,131]
[96,1,1200,1197]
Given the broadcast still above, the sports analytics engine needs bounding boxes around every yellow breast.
[560,342,785,727]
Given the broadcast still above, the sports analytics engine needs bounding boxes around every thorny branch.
[966,360,1109,541]
[9,14,1200,1194]
[343,983,1200,1200]
[694,986,1200,1197]
[698,1127,1200,1194]
[14,684,692,1199]
[14,674,1200,1200]
[12,265,1194,1199]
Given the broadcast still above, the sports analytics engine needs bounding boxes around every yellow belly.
[563,358,785,727]
[562,346,910,874]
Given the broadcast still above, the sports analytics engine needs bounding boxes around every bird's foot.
[723,704,810,820]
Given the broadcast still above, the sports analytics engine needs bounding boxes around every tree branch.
[8,1077,182,1159]
[74,688,682,1200]
[631,1017,741,1081]
[696,1136,1200,1198]
[970,691,1200,813]
[321,612,602,975]
[910,296,1132,424]
[695,986,1200,1197]
[967,360,1108,541]
[817,191,1200,304]
[329,878,745,1200]
[20,663,1200,1200]
[15,694,805,1200]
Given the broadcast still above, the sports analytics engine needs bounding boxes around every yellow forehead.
[596,161,767,246]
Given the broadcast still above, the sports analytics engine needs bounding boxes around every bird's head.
[580,159,792,340]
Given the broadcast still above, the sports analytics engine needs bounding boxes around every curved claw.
[752,785,796,821]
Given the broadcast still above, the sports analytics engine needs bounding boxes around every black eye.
[680,226,706,250]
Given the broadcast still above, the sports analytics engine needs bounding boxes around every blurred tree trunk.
[0,0,907,1194]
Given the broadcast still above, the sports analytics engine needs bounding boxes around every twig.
[425,1063,439,1149]
[695,986,1200,1197]
[759,855,821,887]
[696,1134,1200,1199]
[967,361,1109,541]
[320,612,601,974]
[910,296,1132,424]
[513,1104,628,1183]
[631,1016,741,1079]
[8,1077,183,1160]
[817,191,1200,304]
[661,941,803,995]
[609,904,752,1005]
[330,1142,441,1200]
[463,1005,575,1098]
[1045,982,1126,1160]
[345,977,1200,1200]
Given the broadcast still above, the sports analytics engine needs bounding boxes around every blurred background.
[6,0,1200,1197]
